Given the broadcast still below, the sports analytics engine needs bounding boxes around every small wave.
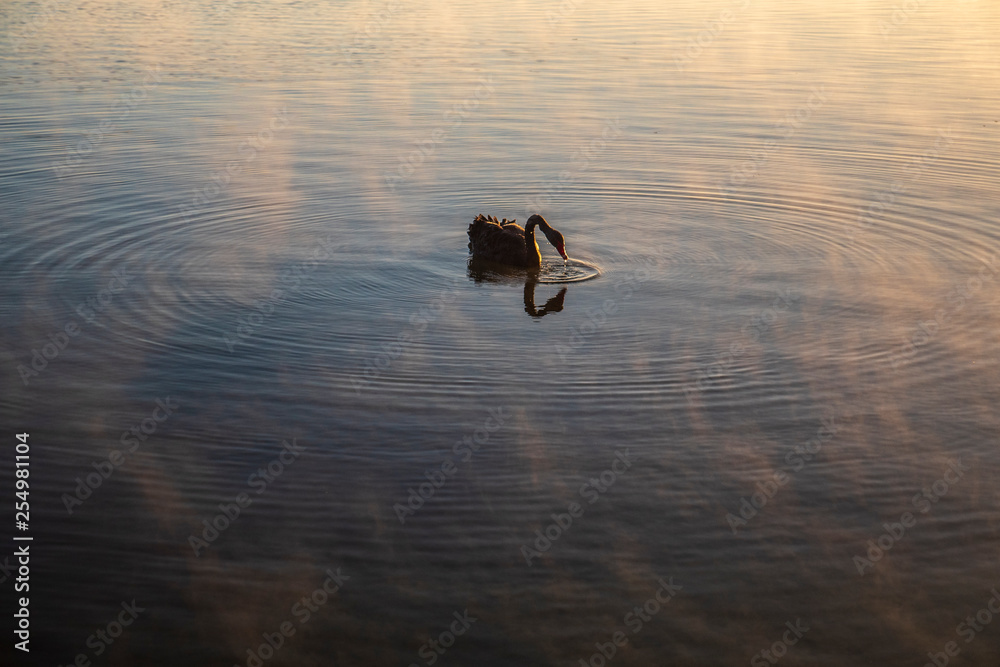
[536,258,602,284]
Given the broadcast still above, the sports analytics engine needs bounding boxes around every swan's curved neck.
[524,220,542,269]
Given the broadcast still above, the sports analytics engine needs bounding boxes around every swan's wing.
[468,215,526,263]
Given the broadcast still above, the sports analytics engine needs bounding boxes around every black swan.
[467,214,567,269]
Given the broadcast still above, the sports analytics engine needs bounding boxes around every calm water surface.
[2,1,999,665]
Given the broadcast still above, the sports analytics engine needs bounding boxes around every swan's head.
[545,228,568,260]
[529,214,568,260]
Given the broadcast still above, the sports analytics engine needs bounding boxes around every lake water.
[2,0,1000,665]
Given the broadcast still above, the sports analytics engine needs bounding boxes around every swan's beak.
[557,244,568,260]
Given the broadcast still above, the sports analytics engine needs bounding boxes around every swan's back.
[467,214,531,266]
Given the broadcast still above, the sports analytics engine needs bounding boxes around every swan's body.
[467,214,567,269]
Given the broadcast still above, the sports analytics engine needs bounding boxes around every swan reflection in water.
[466,258,568,319]
[523,280,567,318]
